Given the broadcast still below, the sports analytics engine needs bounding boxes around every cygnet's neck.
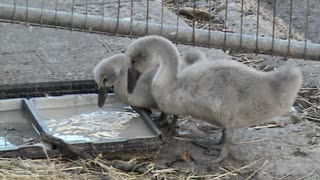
[113,59,130,104]
[150,38,180,104]
[154,41,180,75]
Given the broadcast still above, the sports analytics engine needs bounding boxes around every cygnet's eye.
[132,59,136,65]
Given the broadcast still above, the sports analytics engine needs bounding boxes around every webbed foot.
[152,112,169,128]
[165,115,179,136]
[195,128,233,164]
[153,112,168,123]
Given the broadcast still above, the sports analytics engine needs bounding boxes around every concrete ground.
[0,0,231,86]
[0,0,319,86]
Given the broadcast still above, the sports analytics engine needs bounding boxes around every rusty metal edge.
[131,106,163,140]
[24,99,51,135]
[0,98,41,152]
[0,80,99,99]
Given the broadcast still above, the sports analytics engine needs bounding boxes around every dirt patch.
[154,112,320,179]
[164,0,319,43]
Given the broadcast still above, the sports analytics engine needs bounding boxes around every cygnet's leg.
[150,112,168,127]
[165,115,178,136]
[141,108,152,116]
[153,112,168,123]
[207,128,230,150]
[210,128,233,163]
[131,106,152,117]
[192,129,226,149]
[132,107,172,131]
[195,128,233,164]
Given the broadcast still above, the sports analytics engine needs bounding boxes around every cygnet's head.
[126,36,170,93]
[93,54,127,107]
[126,38,155,74]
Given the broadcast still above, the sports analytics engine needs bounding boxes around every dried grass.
[295,87,320,124]
[0,155,272,180]
[0,156,186,180]
[163,0,225,31]
[0,157,93,180]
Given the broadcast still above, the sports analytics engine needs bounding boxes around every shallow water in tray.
[38,105,154,143]
[0,110,39,149]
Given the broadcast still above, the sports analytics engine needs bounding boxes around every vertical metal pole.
[192,0,196,46]
[70,0,75,31]
[304,0,310,59]
[26,0,29,25]
[116,0,120,35]
[240,0,244,52]
[146,0,150,35]
[100,0,105,34]
[11,0,16,23]
[130,0,133,38]
[85,0,89,32]
[208,0,212,47]
[223,0,228,52]
[256,0,260,54]
[40,0,44,28]
[271,0,277,56]
[175,1,180,45]
[54,0,58,29]
[160,0,164,36]
[286,0,293,59]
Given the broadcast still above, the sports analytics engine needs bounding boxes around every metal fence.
[0,0,319,60]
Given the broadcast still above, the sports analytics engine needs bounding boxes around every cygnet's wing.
[176,60,267,112]
[130,65,158,109]
[180,48,207,70]
[178,60,260,92]
[176,60,302,127]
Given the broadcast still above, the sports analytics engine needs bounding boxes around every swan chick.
[127,35,303,163]
[93,48,206,111]
[125,37,207,131]
[94,54,126,107]
[93,53,158,110]
[93,50,204,125]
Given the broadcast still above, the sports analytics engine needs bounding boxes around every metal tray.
[0,80,98,99]
[28,94,162,154]
[0,98,41,151]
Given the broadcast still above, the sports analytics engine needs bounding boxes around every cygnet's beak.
[127,67,141,94]
[98,86,109,108]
